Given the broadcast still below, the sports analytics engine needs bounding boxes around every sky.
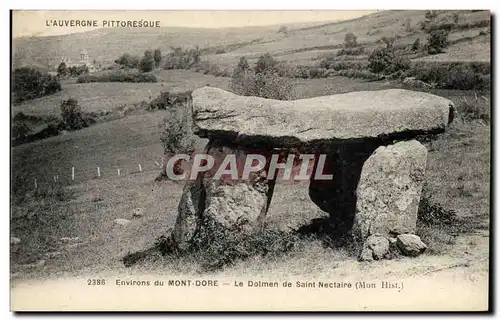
[12,10,376,38]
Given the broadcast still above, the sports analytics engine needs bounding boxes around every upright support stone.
[352,140,428,247]
[172,139,276,251]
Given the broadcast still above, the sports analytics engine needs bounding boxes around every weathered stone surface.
[114,218,131,226]
[396,234,427,257]
[171,140,276,250]
[359,235,390,261]
[352,140,428,242]
[192,87,454,144]
[201,142,275,234]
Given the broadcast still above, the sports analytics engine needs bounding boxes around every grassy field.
[11,78,491,280]
[10,10,491,286]
[12,70,231,117]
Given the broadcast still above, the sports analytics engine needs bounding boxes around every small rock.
[359,235,390,261]
[132,208,143,218]
[36,259,46,267]
[10,237,21,245]
[396,234,427,257]
[114,218,131,226]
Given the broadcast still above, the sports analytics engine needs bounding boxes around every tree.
[154,49,162,68]
[139,50,155,72]
[254,53,278,74]
[368,47,410,74]
[425,10,438,21]
[344,32,358,48]
[57,62,68,76]
[13,67,61,103]
[60,99,85,130]
[427,30,449,54]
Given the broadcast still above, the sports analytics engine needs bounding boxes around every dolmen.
[169,86,455,261]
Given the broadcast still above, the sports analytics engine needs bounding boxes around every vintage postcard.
[10,9,491,311]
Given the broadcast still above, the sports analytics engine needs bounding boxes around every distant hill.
[13,10,490,70]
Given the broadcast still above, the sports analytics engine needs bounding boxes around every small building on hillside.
[57,49,98,73]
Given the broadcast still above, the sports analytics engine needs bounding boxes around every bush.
[163,46,201,70]
[231,69,294,100]
[158,101,197,155]
[336,47,365,56]
[368,47,410,74]
[148,91,192,111]
[254,53,278,74]
[139,50,155,72]
[57,62,68,77]
[115,53,140,68]
[408,61,490,90]
[343,32,358,48]
[427,30,449,55]
[60,99,88,131]
[12,119,31,143]
[153,49,162,68]
[12,68,61,104]
[77,70,157,83]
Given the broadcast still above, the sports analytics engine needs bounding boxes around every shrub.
[57,62,68,77]
[231,69,294,100]
[139,50,155,72]
[336,47,365,56]
[158,101,197,155]
[343,32,358,48]
[148,91,192,111]
[60,99,87,131]
[254,53,278,74]
[115,53,140,69]
[153,49,162,68]
[408,62,490,90]
[427,30,449,54]
[12,68,61,104]
[163,46,201,70]
[12,119,31,143]
[368,47,410,74]
[77,70,157,83]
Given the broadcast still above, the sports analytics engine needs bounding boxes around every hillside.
[13,10,490,70]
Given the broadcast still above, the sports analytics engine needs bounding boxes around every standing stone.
[201,141,275,234]
[172,139,276,250]
[352,140,428,243]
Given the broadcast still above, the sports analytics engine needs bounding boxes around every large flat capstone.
[192,87,454,144]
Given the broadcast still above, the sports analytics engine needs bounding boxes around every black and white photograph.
[9,9,491,311]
